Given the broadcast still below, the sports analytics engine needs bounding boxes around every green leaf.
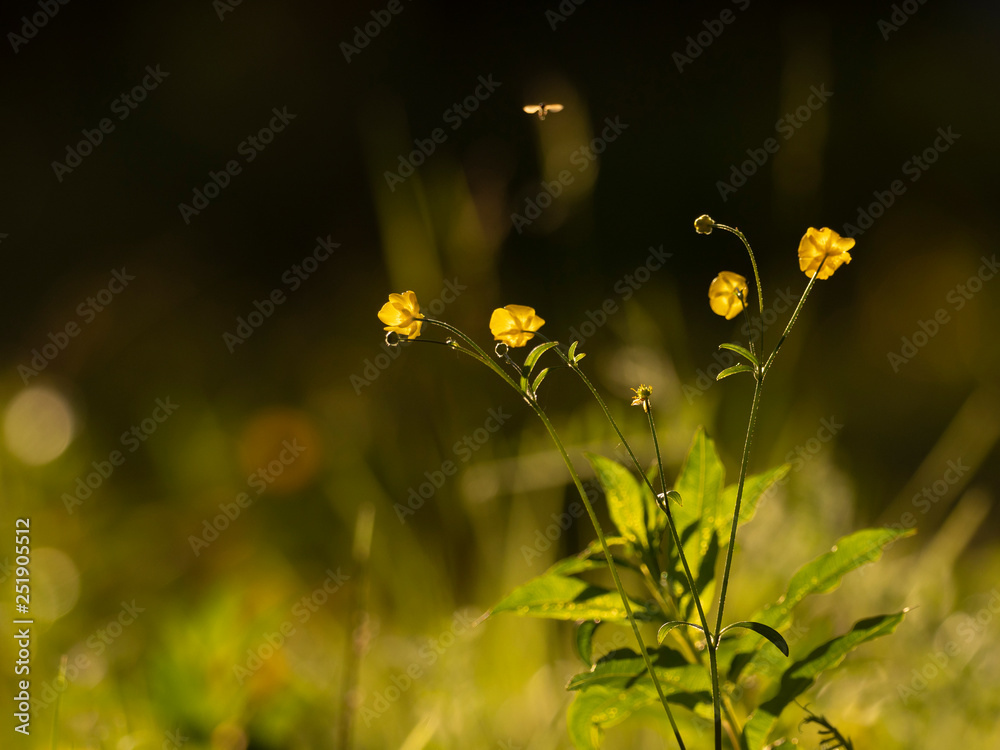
[656,620,705,645]
[525,341,560,373]
[531,367,551,393]
[719,621,789,657]
[491,572,657,623]
[670,429,725,605]
[586,454,663,552]
[743,611,907,750]
[547,556,612,577]
[724,526,914,681]
[719,342,759,367]
[755,527,914,631]
[672,428,725,538]
[566,647,711,694]
[568,683,711,750]
[567,685,615,750]
[576,620,601,665]
[717,465,791,533]
[716,364,755,381]
[568,340,580,360]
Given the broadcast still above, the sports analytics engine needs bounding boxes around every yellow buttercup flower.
[798,227,855,280]
[489,304,545,348]
[708,271,749,320]
[378,291,424,339]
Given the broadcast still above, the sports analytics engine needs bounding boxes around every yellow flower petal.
[797,227,855,280]
[377,290,424,339]
[489,304,545,347]
[708,271,749,320]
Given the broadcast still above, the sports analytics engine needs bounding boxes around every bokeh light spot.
[3,386,76,465]
[30,547,81,622]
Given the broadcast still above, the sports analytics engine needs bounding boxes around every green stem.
[562,360,703,600]
[647,406,722,748]
[710,258,829,749]
[762,257,826,376]
[715,223,765,354]
[420,322,686,748]
[714,376,764,639]
[532,407,687,750]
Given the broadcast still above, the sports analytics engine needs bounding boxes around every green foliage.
[742,612,906,749]
[492,428,910,748]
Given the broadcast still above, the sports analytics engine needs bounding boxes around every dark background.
[2,1,999,748]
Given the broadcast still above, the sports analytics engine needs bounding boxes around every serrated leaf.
[586,454,663,552]
[726,527,914,681]
[743,612,906,750]
[567,685,614,750]
[491,573,657,623]
[576,620,601,665]
[717,465,791,533]
[566,647,712,694]
[756,527,914,631]
[670,429,725,605]
[717,364,755,381]
[568,682,712,750]
[672,428,725,537]
[525,341,560,373]
[719,342,759,367]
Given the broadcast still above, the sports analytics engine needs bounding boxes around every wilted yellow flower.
[378,291,424,339]
[798,227,855,280]
[631,384,653,413]
[694,214,716,235]
[489,304,545,347]
[708,271,749,320]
